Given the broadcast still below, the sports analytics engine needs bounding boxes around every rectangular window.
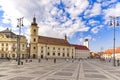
[6,48,8,51]
[41,46,43,49]
[6,43,8,46]
[1,54,4,58]
[53,53,55,56]
[63,53,65,57]
[2,43,4,46]
[41,50,43,53]
[47,52,50,55]
[2,48,4,51]
[58,53,60,56]
[48,47,49,49]
[22,44,24,47]
[53,47,55,50]
[67,53,69,57]
[5,54,7,57]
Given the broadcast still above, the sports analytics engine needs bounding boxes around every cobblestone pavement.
[0,59,120,80]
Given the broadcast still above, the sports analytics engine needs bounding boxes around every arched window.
[33,38,36,42]
[33,29,36,35]
[33,47,36,50]
[47,52,50,55]
[53,53,55,56]
[58,53,60,56]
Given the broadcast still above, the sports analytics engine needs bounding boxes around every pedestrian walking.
[54,58,56,63]
[38,58,41,63]
[117,59,119,66]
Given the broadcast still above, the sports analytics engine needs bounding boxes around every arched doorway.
[33,54,36,59]
[41,55,43,59]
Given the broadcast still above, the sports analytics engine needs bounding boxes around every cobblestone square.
[0,59,120,80]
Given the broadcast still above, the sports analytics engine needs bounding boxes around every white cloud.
[85,35,92,40]
[88,19,100,26]
[103,2,120,28]
[84,3,101,18]
[101,0,117,7]
[65,0,89,18]
[104,3,120,17]
[0,0,90,41]
[91,25,103,34]
[0,26,7,31]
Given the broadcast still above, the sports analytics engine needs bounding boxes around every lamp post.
[109,16,119,66]
[17,17,24,65]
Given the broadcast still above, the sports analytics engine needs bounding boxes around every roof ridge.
[39,35,64,40]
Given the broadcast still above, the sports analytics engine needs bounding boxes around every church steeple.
[31,15,37,26]
[64,34,67,41]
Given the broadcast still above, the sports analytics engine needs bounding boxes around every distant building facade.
[0,28,28,59]
[102,47,120,60]
[30,17,75,59]
[72,44,90,59]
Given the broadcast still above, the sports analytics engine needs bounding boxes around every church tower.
[30,16,39,58]
[64,34,67,41]
[84,39,89,48]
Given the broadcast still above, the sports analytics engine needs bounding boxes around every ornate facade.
[0,28,28,59]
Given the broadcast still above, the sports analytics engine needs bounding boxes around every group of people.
[100,57,120,66]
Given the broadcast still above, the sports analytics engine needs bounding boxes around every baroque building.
[30,17,75,59]
[0,16,90,59]
[0,28,28,59]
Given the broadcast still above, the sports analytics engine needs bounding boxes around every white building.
[72,44,90,59]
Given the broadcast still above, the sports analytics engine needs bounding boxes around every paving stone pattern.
[0,59,120,80]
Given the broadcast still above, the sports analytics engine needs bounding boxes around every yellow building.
[0,28,28,59]
[30,17,75,59]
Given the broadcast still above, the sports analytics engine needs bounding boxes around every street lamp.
[17,17,24,65]
[109,16,119,66]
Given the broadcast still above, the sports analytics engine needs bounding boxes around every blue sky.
[0,0,120,52]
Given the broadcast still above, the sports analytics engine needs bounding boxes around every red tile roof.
[104,48,113,54]
[116,47,120,53]
[38,36,71,46]
[72,44,89,50]
[104,47,120,54]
